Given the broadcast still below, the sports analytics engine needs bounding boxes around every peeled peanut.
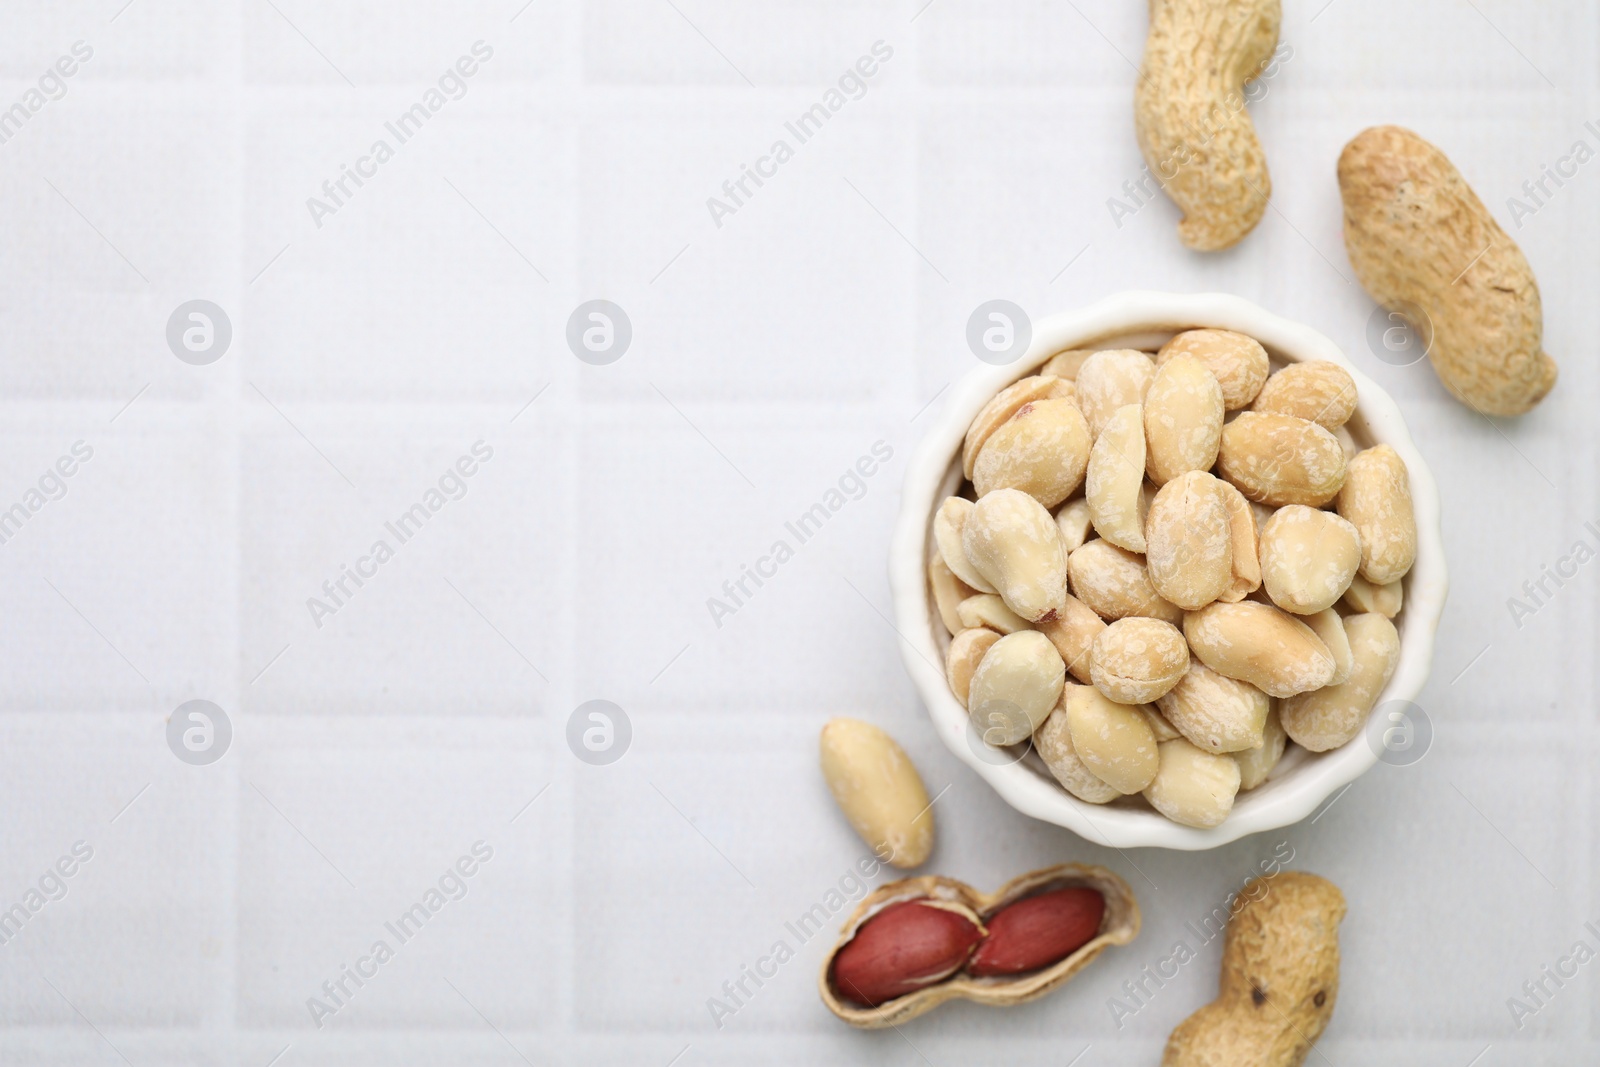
[956,594,1030,635]
[1077,350,1155,441]
[1259,505,1362,615]
[1157,330,1269,410]
[1042,349,1096,381]
[1217,412,1348,507]
[1156,661,1270,754]
[1343,573,1403,618]
[962,375,1065,479]
[962,489,1068,623]
[1252,360,1358,430]
[1086,404,1148,552]
[1303,607,1354,686]
[929,554,977,636]
[1068,539,1182,624]
[1216,480,1262,602]
[1034,703,1121,804]
[1143,737,1241,829]
[1337,445,1416,585]
[1233,706,1287,790]
[1090,617,1189,704]
[819,719,935,869]
[1140,705,1182,742]
[1145,471,1233,611]
[1034,595,1106,684]
[1184,601,1336,699]
[1281,613,1400,752]
[945,627,1001,707]
[973,399,1091,508]
[1055,497,1094,553]
[1144,355,1224,485]
[933,497,997,594]
[967,630,1065,746]
[1064,683,1159,794]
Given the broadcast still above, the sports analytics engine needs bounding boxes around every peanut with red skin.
[967,888,1106,977]
[831,900,985,1007]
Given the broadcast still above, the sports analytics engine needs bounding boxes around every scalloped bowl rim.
[889,291,1447,851]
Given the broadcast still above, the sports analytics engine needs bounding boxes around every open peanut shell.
[818,862,1140,1028]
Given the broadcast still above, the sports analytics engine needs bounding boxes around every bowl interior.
[898,293,1445,850]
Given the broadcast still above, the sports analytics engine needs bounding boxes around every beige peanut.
[1143,737,1242,829]
[945,627,1001,707]
[1076,350,1156,441]
[1157,330,1270,409]
[1339,125,1556,416]
[1258,505,1362,615]
[1064,683,1159,794]
[1069,539,1183,624]
[820,719,935,868]
[956,594,1030,635]
[962,489,1068,623]
[1156,661,1270,754]
[1034,595,1106,684]
[933,497,997,594]
[1145,470,1234,611]
[929,553,977,636]
[1280,613,1399,752]
[1035,702,1121,804]
[973,399,1091,508]
[962,375,1067,479]
[1217,412,1347,507]
[1134,3,1282,252]
[1085,404,1149,552]
[1055,497,1094,553]
[1184,601,1336,698]
[1233,706,1287,790]
[1216,479,1262,602]
[967,630,1065,746]
[1090,617,1190,704]
[1343,573,1403,618]
[1337,445,1416,585]
[1144,355,1224,484]
[1302,607,1354,686]
[1252,360,1358,430]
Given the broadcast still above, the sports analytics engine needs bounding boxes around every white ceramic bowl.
[891,291,1447,850]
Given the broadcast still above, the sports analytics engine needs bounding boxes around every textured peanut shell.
[1162,872,1345,1067]
[819,719,934,870]
[1336,445,1416,585]
[821,864,1140,1028]
[1135,0,1281,251]
[1338,125,1556,416]
[1218,412,1347,507]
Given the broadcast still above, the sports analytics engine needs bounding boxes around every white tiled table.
[0,1,1592,1063]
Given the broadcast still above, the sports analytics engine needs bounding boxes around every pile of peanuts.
[931,329,1417,829]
